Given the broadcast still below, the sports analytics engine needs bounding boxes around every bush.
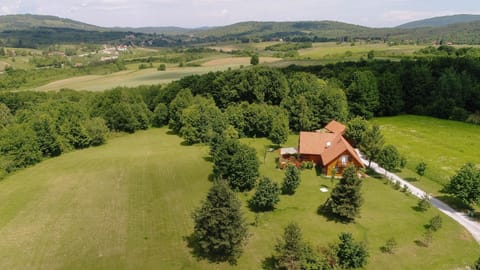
[417,195,431,212]
[157,63,166,71]
[300,161,314,170]
[428,215,443,232]
[380,238,397,254]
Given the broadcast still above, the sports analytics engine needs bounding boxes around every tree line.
[286,57,480,123]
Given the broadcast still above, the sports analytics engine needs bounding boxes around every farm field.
[0,128,478,269]
[298,42,423,60]
[371,115,480,199]
[34,56,281,91]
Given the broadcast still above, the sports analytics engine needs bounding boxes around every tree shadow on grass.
[316,204,353,224]
[434,195,473,212]
[414,239,428,248]
[365,168,383,179]
[404,177,418,182]
[184,233,238,265]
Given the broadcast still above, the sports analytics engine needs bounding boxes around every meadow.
[0,128,477,269]
[371,115,480,197]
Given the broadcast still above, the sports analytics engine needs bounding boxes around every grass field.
[371,115,480,197]
[34,57,281,91]
[298,42,422,60]
[0,127,478,269]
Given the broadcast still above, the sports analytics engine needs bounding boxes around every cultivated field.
[298,42,422,60]
[371,115,480,196]
[0,128,477,269]
[34,56,281,91]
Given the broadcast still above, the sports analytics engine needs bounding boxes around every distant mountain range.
[396,14,480,29]
[1,14,480,46]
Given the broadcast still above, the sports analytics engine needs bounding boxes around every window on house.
[340,155,349,165]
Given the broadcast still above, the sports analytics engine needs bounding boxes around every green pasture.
[0,128,477,269]
[34,64,239,91]
[298,42,422,60]
[371,115,480,197]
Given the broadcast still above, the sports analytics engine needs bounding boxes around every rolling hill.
[0,14,105,31]
[397,14,480,29]
[2,14,480,46]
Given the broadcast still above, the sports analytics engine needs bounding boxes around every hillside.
[397,14,480,29]
[0,14,105,31]
[192,20,378,41]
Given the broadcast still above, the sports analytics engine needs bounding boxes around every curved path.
[357,151,480,244]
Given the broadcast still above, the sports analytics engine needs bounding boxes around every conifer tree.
[282,164,301,195]
[191,181,248,264]
[322,166,363,222]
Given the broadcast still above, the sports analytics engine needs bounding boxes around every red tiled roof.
[298,121,364,167]
[325,120,346,134]
[298,131,336,156]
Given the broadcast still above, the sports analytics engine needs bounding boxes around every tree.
[274,223,327,270]
[359,125,384,168]
[248,177,280,212]
[427,215,442,232]
[168,88,194,133]
[152,103,169,127]
[212,139,259,191]
[269,114,289,145]
[275,223,304,270]
[445,163,480,207]
[84,117,109,146]
[250,54,259,65]
[191,181,248,264]
[416,161,427,180]
[180,97,227,144]
[346,71,379,119]
[376,145,403,173]
[0,124,42,172]
[380,238,397,254]
[158,63,166,71]
[282,164,301,195]
[344,116,369,147]
[336,232,369,269]
[417,194,431,212]
[30,114,62,157]
[322,166,363,222]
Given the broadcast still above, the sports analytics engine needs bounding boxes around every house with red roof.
[297,120,364,176]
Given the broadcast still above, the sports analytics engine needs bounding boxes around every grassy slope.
[0,128,477,269]
[371,115,480,195]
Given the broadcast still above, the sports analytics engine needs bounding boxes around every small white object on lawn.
[320,187,328,193]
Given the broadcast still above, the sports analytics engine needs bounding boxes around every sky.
[0,0,479,28]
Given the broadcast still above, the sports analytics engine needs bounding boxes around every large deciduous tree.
[359,125,384,168]
[191,181,248,264]
[376,145,404,173]
[445,163,480,207]
[322,166,363,222]
[212,138,259,191]
[344,116,369,147]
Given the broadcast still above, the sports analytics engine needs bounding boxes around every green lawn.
[0,128,477,269]
[371,115,480,197]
